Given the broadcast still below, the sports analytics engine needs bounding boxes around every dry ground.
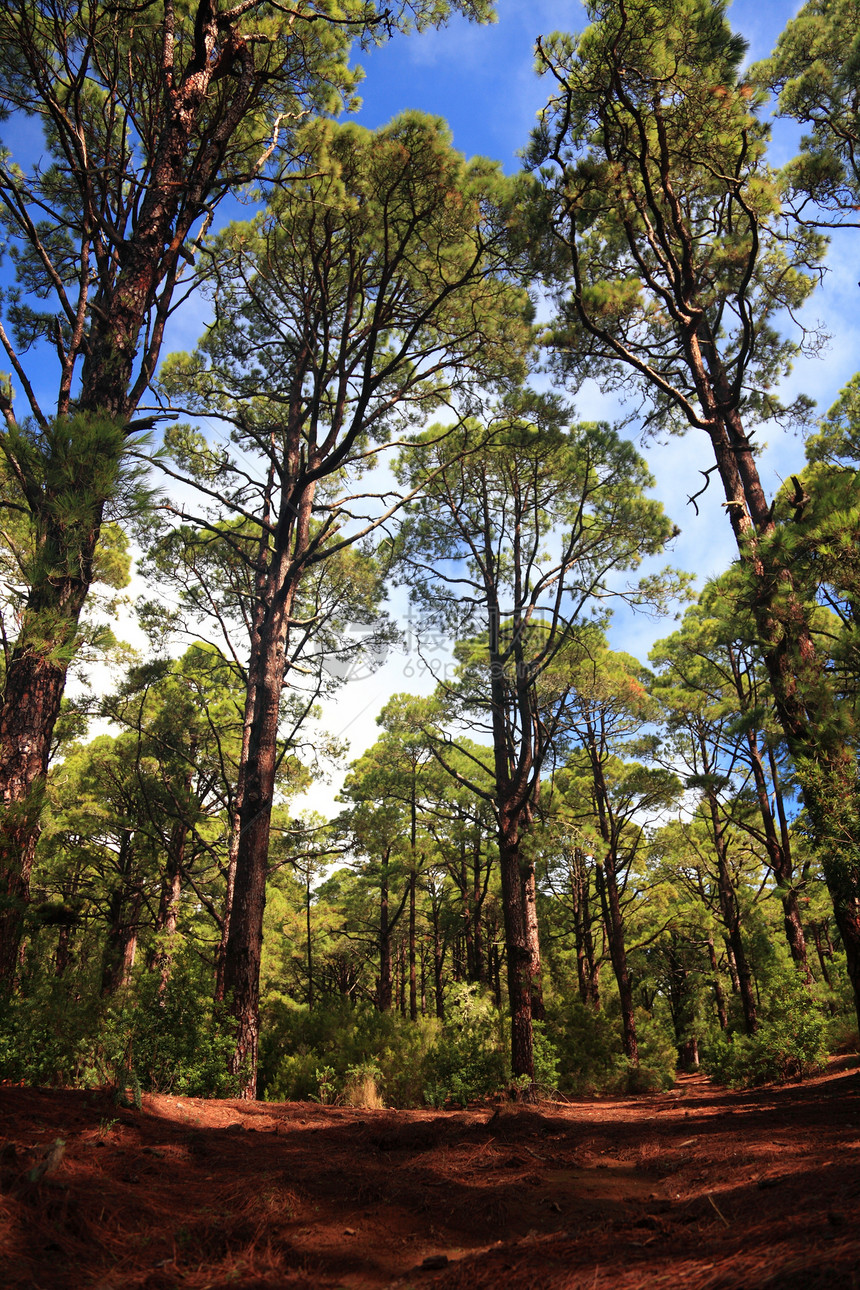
[2,1058,859,1289]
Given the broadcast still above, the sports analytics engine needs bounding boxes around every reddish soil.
[2,1058,859,1290]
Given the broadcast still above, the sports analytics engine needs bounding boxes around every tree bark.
[523,862,545,1022]
[409,869,418,1022]
[101,836,144,997]
[147,818,188,994]
[497,807,534,1080]
[587,735,638,1061]
[378,850,393,1012]
[595,856,638,1062]
[706,935,729,1031]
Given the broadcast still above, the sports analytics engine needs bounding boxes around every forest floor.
[1,1058,859,1290]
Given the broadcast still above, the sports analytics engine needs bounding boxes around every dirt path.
[2,1059,859,1289]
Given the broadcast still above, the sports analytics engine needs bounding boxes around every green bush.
[111,970,245,1097]
[705,973,829,1088]
[0,957,245,1098]
[532,1021,562,1093]
[423,983,508,1106]
[629,1011,677,1093]
[543,998,627,1094]
[259,995,440,1107]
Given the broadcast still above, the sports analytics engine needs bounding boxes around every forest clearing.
[2,1058,859,1290]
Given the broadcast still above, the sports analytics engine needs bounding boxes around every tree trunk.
[409,869,418,1022]
[596,855,638,1062]
[691,328,860,1026]
[377,848,394,1011]
[0,6,264,986]
[221,611,289,1096]
[587,737,637,1060]
[523,862,545,1022]
[726,651,811,978]
[306,873,314,1012]
[497,808,534,1080]
[147,819,187,994]
[101,837,144,997]
[221,451,317,1095]
[54,923,74,978]
[706,935,729,1030]
[571,846,600,1008]
[700,768,757,1032]
[811,922,834,990]
[398,939,407,1016]
[491,942,503,1010]
[431,899,445,1020]
[724,938,741,996]
[0,633,84,981]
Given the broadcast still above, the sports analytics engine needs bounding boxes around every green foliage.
[114,1071,142,1111]
[0,959,245,1097]
[544,999,627,1094]
[545,999,677,1095]
[630,1013,679,1093]
[310,1065,338,1105]
[528,0,823,439]
[705,972,829,1087]
[259,996,440,1108]
[531,1021,562,1093]
[423,983,508,1105]
[752,0,860,217]
[260,986,513,1109]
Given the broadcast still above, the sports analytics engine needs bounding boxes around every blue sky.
[352,0,804,169]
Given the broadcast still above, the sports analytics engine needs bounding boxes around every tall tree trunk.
[408,869,418,1022]
[0,5,267,986]
[595,855,638,1062]
[376,848,399,1012]
[571,846,600,1008]
[588,738,637,1060]
[54,923,74,978]
[148,817,188,994]
[691,328,860,1025]
[430,895,445,1020]
[497,808,534,1080]
[221,453,316,1094]
[0,623,86,981]
[725,648,811,977]
[706,935,729,1031]
[398,939,407,1016]
[811,922,834,990]
[523,862,545,1022]
[221,608,290,1095]
[306,872,314,1012]
[724,938,742,996]
[101,836,144,997]
[698,744,758,1033]
[472,838,486,983]
[491,942,503,1010]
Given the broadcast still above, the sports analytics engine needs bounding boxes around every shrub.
[342,1062,385,1109]
[531,1021,562,1094]
[259,996,439,1107]
[0,955,246,1098]
[543,998,627,1095]
[629,1012,677,1093]
[422,983,508,1106]
[705,972,829,1088]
